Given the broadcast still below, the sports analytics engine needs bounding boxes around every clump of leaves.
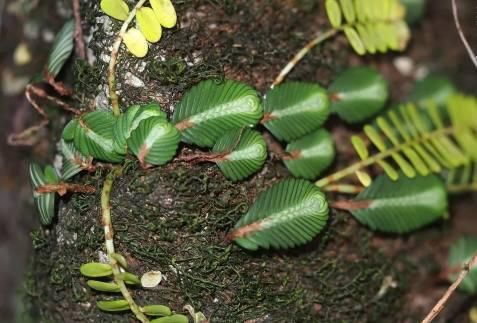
[79,260,190,322]
[100,0,177,57]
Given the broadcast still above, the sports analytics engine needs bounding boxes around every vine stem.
[109,0,148,116]
[421,250,477,323]
[315,127,455,188]
[451,0,477,68]
[271,28,339,88]
[101,170,150,323]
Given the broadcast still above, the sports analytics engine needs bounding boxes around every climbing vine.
[17,0,477,322]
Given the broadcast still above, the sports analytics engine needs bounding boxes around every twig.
[72,0,86,60]
[451,0,477,68]
[321,184,364,194]
[36,183,96,196]
[101,169,150,323]
[271,28,339,88]
[108,0,148,116]
[421,250,477,323]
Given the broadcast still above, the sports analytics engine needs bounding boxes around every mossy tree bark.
[23,1,477,322]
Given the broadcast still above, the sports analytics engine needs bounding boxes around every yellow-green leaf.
[150,0,177,28]
[100,0,129,21]
[123,28,148,58]
[356,170,372,187]
[351,136,369,160]
[344,26,366,55]
[325,0,342,28]
[136,7,163,43]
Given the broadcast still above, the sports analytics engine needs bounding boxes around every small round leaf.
[80,263,113,278]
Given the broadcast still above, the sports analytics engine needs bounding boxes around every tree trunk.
[18,1,477,322]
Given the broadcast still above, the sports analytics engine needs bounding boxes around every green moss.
[27,163,408,322]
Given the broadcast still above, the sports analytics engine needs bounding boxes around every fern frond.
[325,0,410,55]
[445,162,477,193]
[316,94,477,188]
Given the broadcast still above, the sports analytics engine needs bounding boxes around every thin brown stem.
[72,0,86,60]
[271,28,339,88]
[330,199,371,211]
[421,250,477,323]
[451,0,477,68]
[108,0,148,115]
[101,170,150,323]
[36,183,96,196]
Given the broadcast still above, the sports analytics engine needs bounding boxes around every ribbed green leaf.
[113,103,167,155]
[329,67,389,123]
[284,129,335,180]
[80,263,113,278]
[447,237,477,294]
[409,75,456,108]
[97,300,130,312]
[127,117,180,168]
[172,79,262,147]
[150,314,189,323]
[87,280,121,293]
[60,139,89,180]
[348,174,448,233]
[262,82,329,142]
[212,128,267,182]
[230,179,329,250]
[43,165,60,184]
[47,20,74,77]
[64,111,125,163]
[141,305,172,316]
[29,163,56,225]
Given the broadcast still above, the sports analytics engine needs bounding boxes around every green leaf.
[262,82,330,142]
[408,75,456,108]
[150,314,189,323]
[97,299,131,312]
[65,111,125,163]
[47,20,74,78]
[141,305,172,316]
[447,237,477,294]
[400,0,427,24]
[348,95,477,183]
[136,7,163,43]
[113,103,167,155]
[43,165,60,184]
[327,0,411,55]
[230,179,329,250]
[343,26,366,55]
[127,117,180,168]
[110,253,128,269]
[100,0,129,21]
[347,174,448,233]
[87,280,121,293]
[80,263,113,278]
[150,0,177,28]
[60,139,89,180]
[29,163,56,225]
[172,79,262,147]
[284,129,335,180]
[212,128,267,182]
[117,272,141,285]
[325,0,342,28]
[329,67,389,123]
[123,28,149,58]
